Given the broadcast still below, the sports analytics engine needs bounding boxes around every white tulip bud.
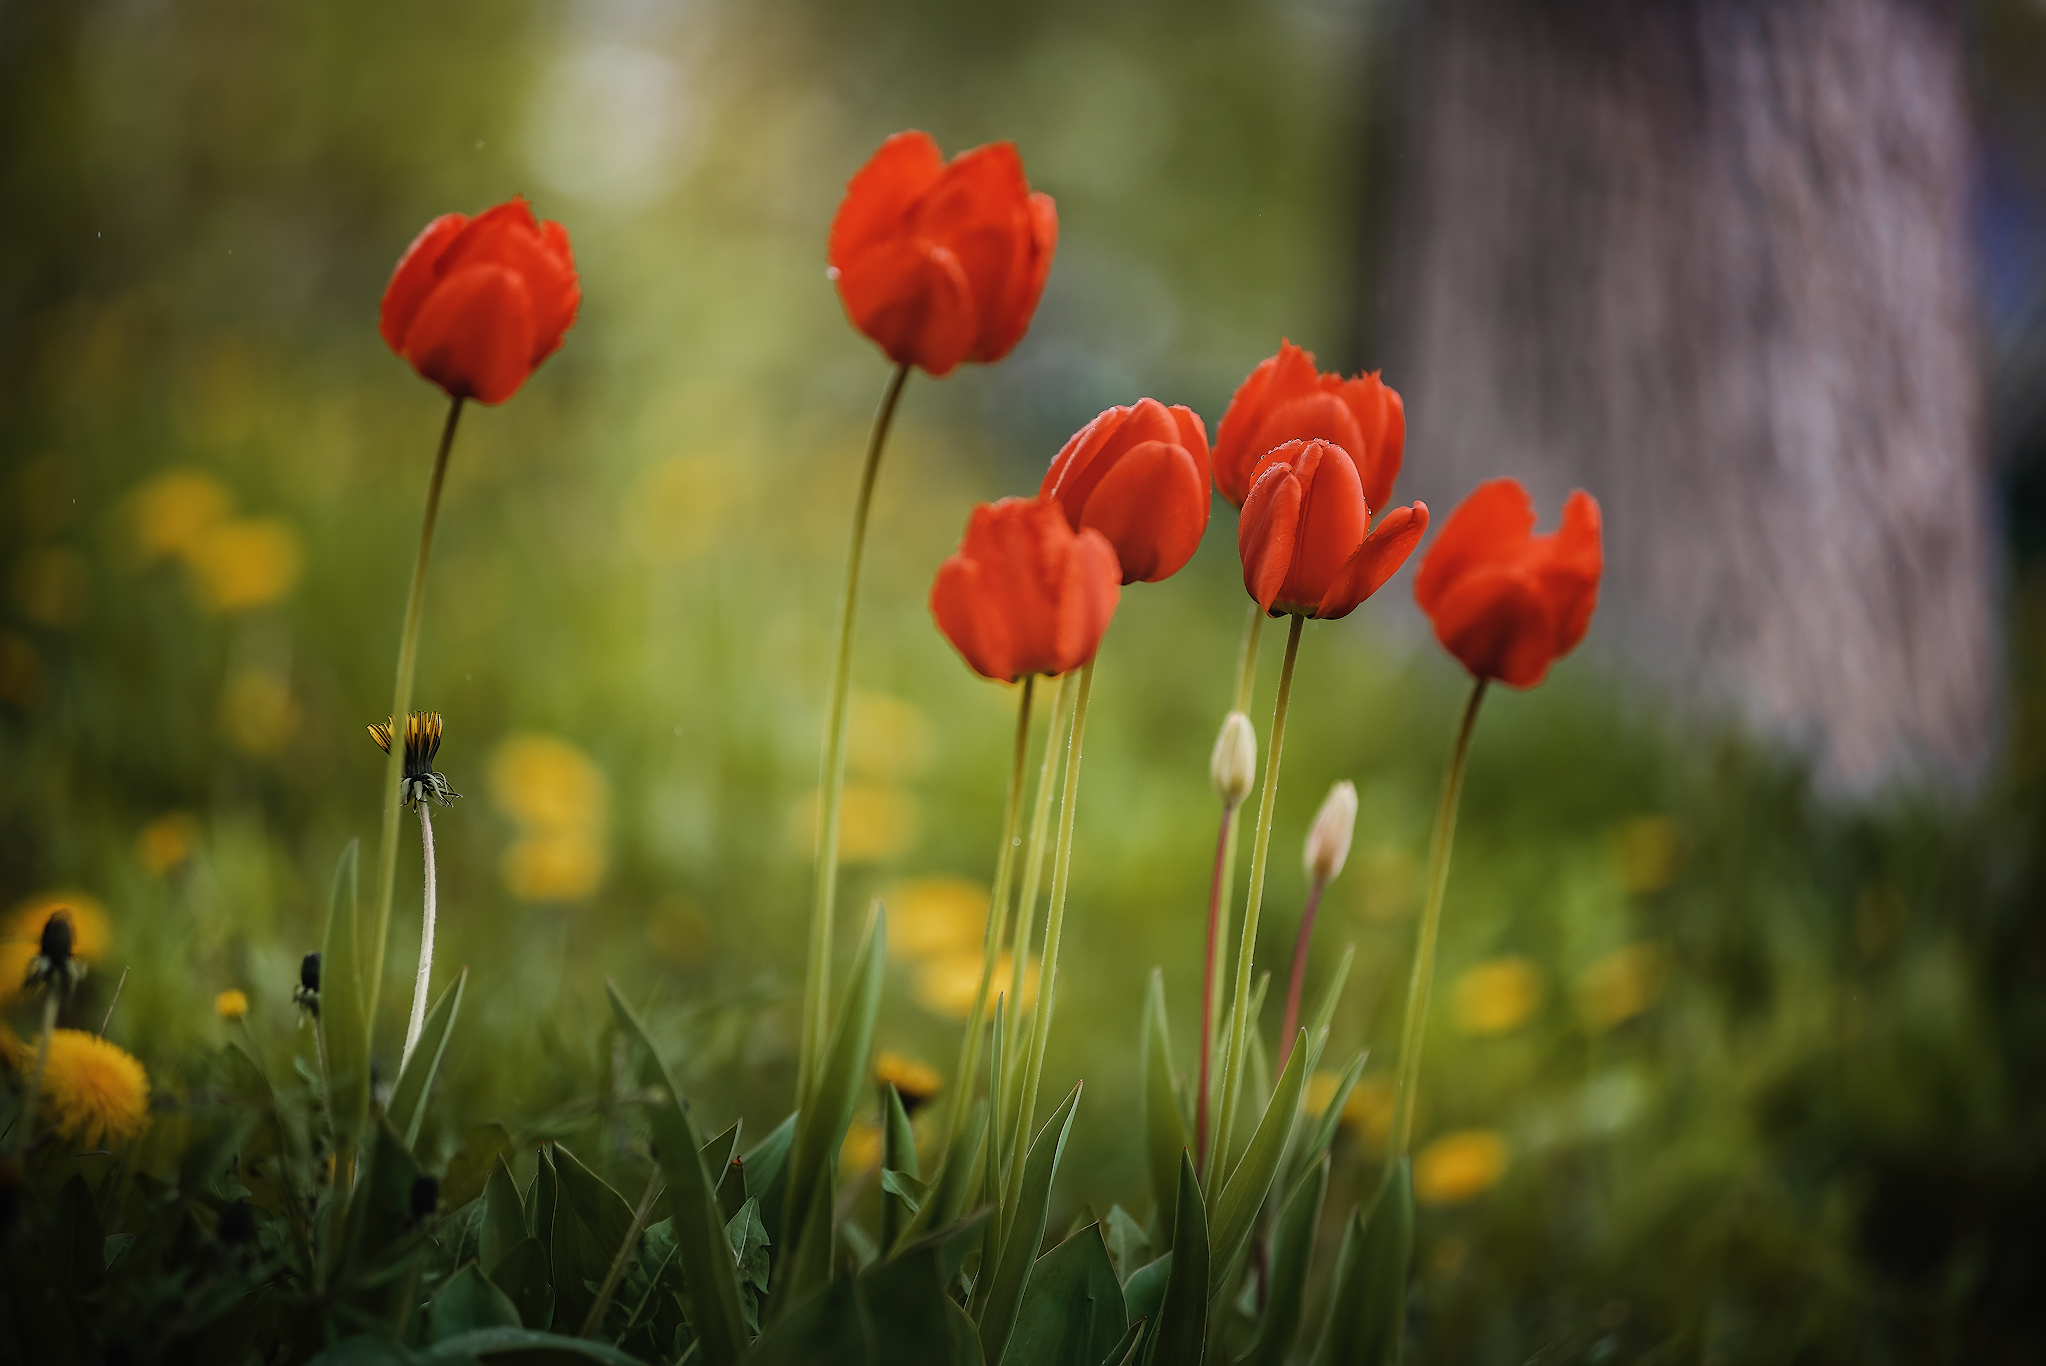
[1210,711,1257,807]
[1304,780,1358,886]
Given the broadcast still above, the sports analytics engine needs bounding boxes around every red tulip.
[930,497,1120,681]
[828,131,1058,378]
[1413,478,1603,689]
[380,198,580,406]
[1238,439,1428,620]
[1039,399,1211,585]
[1213,341,1405,511]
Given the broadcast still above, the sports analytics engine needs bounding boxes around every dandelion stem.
[1195,801,1239,1169]
[11,992,59,1157]
[1209,613,1303,1194]
[997,672,1072,1158]
[1387,677,1489,1159]
[797,361,911,1109]
[368,395,464,1039]
[940,674,1035,1167]
[999,659,1093,1255]
[1279,878,1329,1066]
[399,802,438,1071]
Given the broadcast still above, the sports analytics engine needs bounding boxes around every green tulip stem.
[1234,599,1264,714]
[1209,612,1302,1194]
[368,395,463,1036]
[938,673,1036,1165]
[1387,677,1490,1159]
[796,360,911,1109]
[999,658,1094,1254]
[997,671,1073,1155]
[1198,600,1264,1164]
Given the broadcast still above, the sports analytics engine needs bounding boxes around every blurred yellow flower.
[790,783,921,864]
[633,453,746,563]
[136,811,200,876]
[1453,957,1544,1035]
[840,1117,883,1177]
[913,949,1036,1020]
[1414,1129,1510,1205]
[883,877,986,963]
[1575,943,1667,1034]
[33,1029,151,1148]
[1303,1070,1394,1153]
[645,897,714,966]
[219,670,298,757]
[876,1050,943,1112]
[500,829,606,903]
[1612,816,1682,894]
[186,517,302,612]
[492,733,608,832]
[214,989,249,1022]
[1353,845,1419,922]
[847,691,935,782]
[13,546,90,627]
[2,894,110,1003]
[130,469,232,561]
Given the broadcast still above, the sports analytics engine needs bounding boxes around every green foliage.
[389,969,467,1150]
[1147,1152,1210,1366]
[1010,1221,1130,1366]
[977,1081,1084,1365]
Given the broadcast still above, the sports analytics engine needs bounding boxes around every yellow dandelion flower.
[36,1028,150,1149]
[790,784,920,863]
[839,1117,883,1177]
[912,949,1036,1020]
[2,894,110,1004]
[491,733,607,832]
[1452,957,1544,1036]
[1414,1129,1509,1206]
[882,877,986,963]
[1575,943,1667,1034]
[185,517,302,612]
[214,989,249,1022]
[136,811,200,876]
[875,1050,942,1113]
[130,469,232,561]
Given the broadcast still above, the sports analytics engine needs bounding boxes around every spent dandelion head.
[36,1029,151,1149]
[25,908,85,997]
[294,951,321,1019]
[369,711,459,808]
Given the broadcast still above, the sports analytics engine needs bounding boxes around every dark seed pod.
[300,953,321,993]
[37,911,73,964]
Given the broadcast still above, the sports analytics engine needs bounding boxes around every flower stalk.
[997,672,1074,1155]
[400,801,438,1070]
[1281,780,1357,1058]
[369,396,463,1032]
[797,361,912,1110]
[1208,613,1303,1191]
[1196,710,1255,1168]
[1387,677,1490,1159]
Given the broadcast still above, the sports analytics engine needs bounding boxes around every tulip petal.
[1342,373,1405,515]
[1429,563,1562,689]
[1212,343,1294,506]
[1541,490,1604,658]
[1074,439,1210,584]
[1240,460,1304,615]
[1317,502,1428,620]
[1413,477,1538,616]
[1054,528,1122,671]
[1279,441,1367,613]
[829,130,946,273]
[437,199,580,364]
[1251,392,1365,490]
[978,189,1059,362]
[932,553,1014,682]
[401,264,538,406]
[838,239,978,376]
[379,212,470,352]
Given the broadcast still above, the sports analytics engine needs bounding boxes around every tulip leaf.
[430,1265,523,1341]
[1207,1030,1308,1299]
[976,1080,1082,1366]
[389,966,467,1151]
[443,1123,514,1211]
[1102,1204,1151,1285]
[880,1082,919,1250]
[780,904,886,1279]
[548,1142,636,1337]
[897,1097,986,1253]
[1303,944,1355,1057]
[1105,1317,1148,1366]
[1140,969,1188,1250]
[1302,1051,1366,1162]
[741,1233,982,1366]
[745,1110,797,1239]
[1008,1221,1129,1366]
[1312,1161,1413,1366]
[1122,1253,1171,1341]
[1234,1154,1329,1366]
[605,980,750,1366]
[531,1145,559,1254]
[1148,1152,1209,1366]
[490,1237,553,1331]
[416,1326,646,1364]
[346,1119,422,1270]
[481,1154,527,1279]
[317,840,369,1157]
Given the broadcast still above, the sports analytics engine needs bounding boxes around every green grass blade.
[1141,970,1187,1249]
[1149,1151,1209,1366]
[389,966,466,1150]
[879,1082,918,1250]
[977,1080,1082,1366]
[1207,1029,1308,1299]
[1235,1153,1328,1366]
[1312,1161,1413,1366]
[781,902,886,1265]
[1303,944,1354,1056]
[318,839,369,1153]
[1008,1221,1129,1366]
[481,1153,527,1278]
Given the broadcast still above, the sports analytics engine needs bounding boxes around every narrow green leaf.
[741,1274,866,1366]
[702,1120,742,1187]
[318,840,369,1153]
[489,1236,553,1331]
[781,904,886,1273]
[977,1080,1082,1366]
[1301,1052,1366,1162]
[1303,944,1354,1056]
[773,1163,836,1317]
[1140,970,1187,1251]
[863,1241,982,1365]
[1207,1030,1308,1298]
[879,1082,918,1250]
[431,1265,523,1341]
[880,1169,929,1213]
[1008,1222,1129,1366]
[1312,1161,1413,1366]
[1235,1154,1328,1366]
[744,1111,796,1238]
[1122,1254,1170,1345]
[605,981,750,1366]
[418,1325,646,1364]
[894,1206,993,1286]
[726,1195,773,1335]
[532,1145,559,1250]
[1149,1152,1208,1366]
[347,1119,422,1270]
[1102,1205,1151,1286]
[481,1154,527,1277]
[1104,1317,1147,1366]
[899,1097,986,1251]
[443,1122,513,1209]
[389,967,467,1150]
[548,1143,637,1337]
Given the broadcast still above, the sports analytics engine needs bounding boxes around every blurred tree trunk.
[1388,0,1995,790]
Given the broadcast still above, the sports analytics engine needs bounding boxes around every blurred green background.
[3,0,2045,1360]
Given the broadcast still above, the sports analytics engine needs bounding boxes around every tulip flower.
[1213,341,1405,511]
[930,498,1119,681]
[828,131,1058,378]
[1238,439,1428,619]
[1413,478,1603,689]
[379,198,580,406]
[1039,399,1210,584]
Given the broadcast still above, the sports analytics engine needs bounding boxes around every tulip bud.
[1304,780,1358,886]
[1210,711,1257,807]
